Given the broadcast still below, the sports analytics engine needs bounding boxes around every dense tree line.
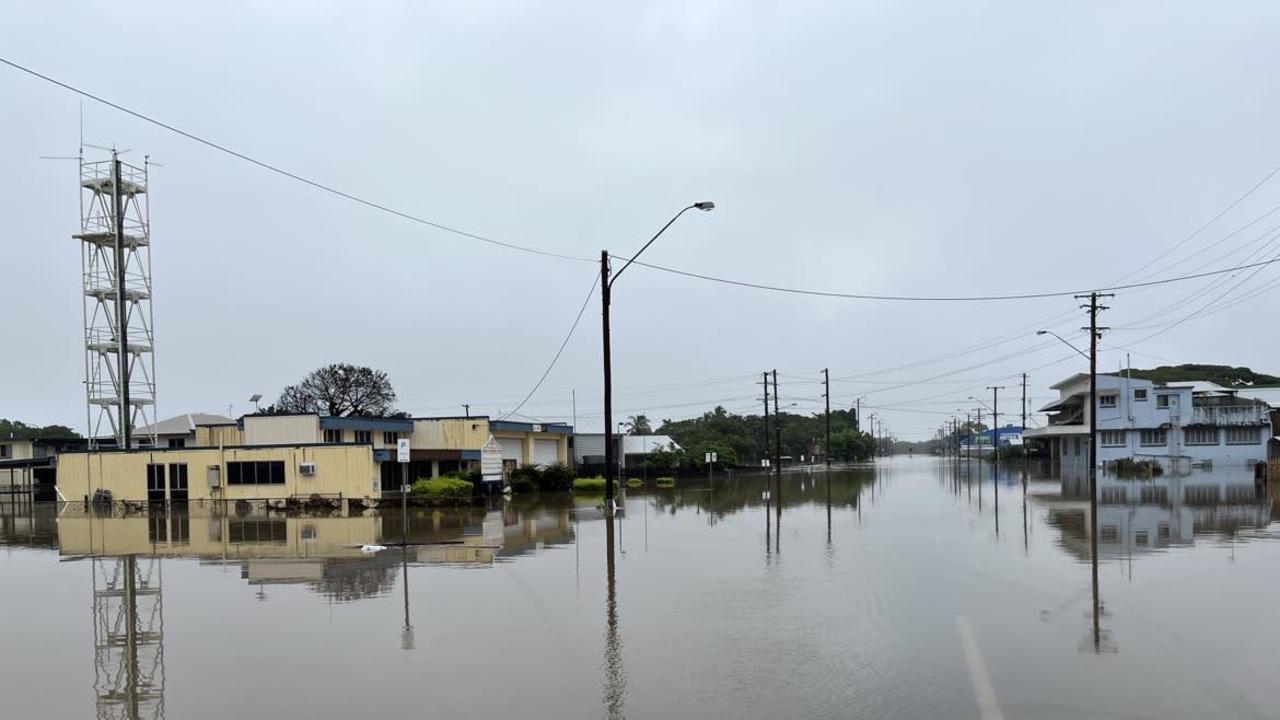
[654,405,876,471]
[0,418,79,439]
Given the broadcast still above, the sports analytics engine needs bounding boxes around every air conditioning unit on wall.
[299,462,317,476]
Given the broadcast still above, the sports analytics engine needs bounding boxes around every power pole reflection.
[400,545,414,651]
[603,514,626,719]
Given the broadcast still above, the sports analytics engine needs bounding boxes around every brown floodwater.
[2,457,1278,719]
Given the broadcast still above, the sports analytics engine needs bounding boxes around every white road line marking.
[956,614,1005,720]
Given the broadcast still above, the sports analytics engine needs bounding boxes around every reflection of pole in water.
[992,460,999,537]
[602,514,626,719]
[825,472,832,547]
[1021,466,1029,554]
[93,555,165,720]
[400,545,414,651]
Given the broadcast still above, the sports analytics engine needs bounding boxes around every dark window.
[1134,389,1148,402]
[168,438,186,448]
[0,444,9,458]
[146,464,166,491]
[169,464,189,489]
[354,430,372,444]
[225,461,286,485]
[1156,394,1171,409]
[324,429,343,443]
[383,432,398,445]
[1099,394,1117,408]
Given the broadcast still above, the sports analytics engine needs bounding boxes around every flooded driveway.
[2,457,1278,719]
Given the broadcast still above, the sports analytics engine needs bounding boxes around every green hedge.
[573,476,610,493]
[410,476,474,499]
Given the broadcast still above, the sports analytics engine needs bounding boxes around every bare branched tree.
[276,363,401,417]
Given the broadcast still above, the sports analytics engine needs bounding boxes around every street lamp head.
[693,201,715,211]
[1035,330,1048,335]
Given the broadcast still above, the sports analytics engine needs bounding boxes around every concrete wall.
[57,444,378,503]
[410,418,491,449]
[194,425,244,446]
[243,415,321,446]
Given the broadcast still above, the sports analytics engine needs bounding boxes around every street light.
[602,202,715,512]
[1036,330,1089,361]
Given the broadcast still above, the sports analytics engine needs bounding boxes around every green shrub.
[508,475,536,494]
[410,476,473,500]
[655,476,676,487]
[1113,458,1163,477]
[538,462,574,492]
[626,477,644,488]
[573,476,609,493]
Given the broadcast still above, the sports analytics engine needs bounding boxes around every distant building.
[1023,373,1269,472]
[572,433,681,471]
[1,435,90,501]
[134,413,234,448]
[961,424,1024,454]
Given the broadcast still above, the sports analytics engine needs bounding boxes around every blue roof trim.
[489,420,573,434]
[373,449,394,462]
[319,417,414,432]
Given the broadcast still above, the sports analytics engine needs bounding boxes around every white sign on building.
[481,435,504,484]
[396,438,411,463]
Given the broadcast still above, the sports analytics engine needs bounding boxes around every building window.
[324,428,343,443]
[168,438,186,448]
[1134,389,1148,402]
[1156,394,1171,409]
[1184,427,1218,445]
[354,430,372,444]
[1225,427,1262,445]
[0,444,8,459]
[1099,394,1118,408]
[1100,430,1126,447]
[1139,429,1167,447]
[383,432,398,445]
[228,518,287,544]
[225,460,287,485]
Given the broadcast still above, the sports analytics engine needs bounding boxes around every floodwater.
[3,457,1279,720]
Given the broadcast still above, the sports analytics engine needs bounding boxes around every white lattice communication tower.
[77,151,157,448]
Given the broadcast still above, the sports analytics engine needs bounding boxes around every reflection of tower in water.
[92,556,165,720]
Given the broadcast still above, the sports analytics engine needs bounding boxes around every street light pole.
[602,202,714,512]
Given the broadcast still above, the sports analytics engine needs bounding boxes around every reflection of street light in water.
[602,514,626,719]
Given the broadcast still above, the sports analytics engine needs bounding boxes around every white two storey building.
[1025,373,1270,472]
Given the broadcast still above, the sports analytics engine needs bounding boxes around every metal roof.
[135,412,234,436]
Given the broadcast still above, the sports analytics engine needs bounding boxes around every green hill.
[1125,364,1280,388]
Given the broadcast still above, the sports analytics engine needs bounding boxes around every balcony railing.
[1190,405,1270,427]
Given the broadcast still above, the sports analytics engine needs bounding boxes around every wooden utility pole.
[772,369,782,505]
[601,251,615,510]
[823,368,831,468]
[987,386,1005,461]
[1074,292,1112,481]
[761,371,770,467]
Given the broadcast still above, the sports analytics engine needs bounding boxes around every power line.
[0,56,593,264]
[620,255,1280,302]
[13,57,1280,305]
[498,273,599,421]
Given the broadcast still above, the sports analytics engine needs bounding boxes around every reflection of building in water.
[1039,469,1273,561]
[92,556,164,720]
[54,501,575,600]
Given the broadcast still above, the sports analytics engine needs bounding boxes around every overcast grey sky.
[4,1,1280,439]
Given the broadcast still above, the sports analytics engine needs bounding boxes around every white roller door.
[497,437,525,464]
[534,439,559,466]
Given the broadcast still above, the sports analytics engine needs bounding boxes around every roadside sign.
[481,435,504,484]
[396,438,411,463]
